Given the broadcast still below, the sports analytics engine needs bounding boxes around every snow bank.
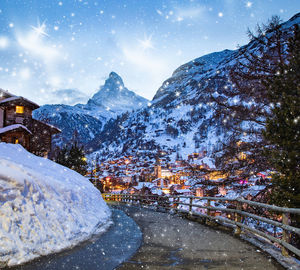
[0,143,112,267]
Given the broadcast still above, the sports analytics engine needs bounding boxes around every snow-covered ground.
[0,143,112,267]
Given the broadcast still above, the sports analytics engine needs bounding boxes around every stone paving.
[116,205,283,270]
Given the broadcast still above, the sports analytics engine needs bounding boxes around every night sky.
[0,0,299,105]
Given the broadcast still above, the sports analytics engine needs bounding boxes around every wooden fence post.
[174,197,178,214]
[235,201,242,236]
[282,212,290,256]
[189,197,193,215]
[156,195,159,211]
[206,199,211,225]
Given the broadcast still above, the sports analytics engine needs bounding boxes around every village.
[0,1,299,266]
[87,151,272,202]
[0,88,272,205]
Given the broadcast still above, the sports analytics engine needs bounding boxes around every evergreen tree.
[212,16,291,179]
[263,25,300,249]
[264,24,300,208]
[69,143,88,175]
[55,143,88,175]
[55,145,69,168]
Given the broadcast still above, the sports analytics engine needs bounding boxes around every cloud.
[122,46,167,76]
[0,36,9,49]
[173,6,207,22]
[15,24,61,65]
[48,89,89,105]
[19,68,31,80]
[119,43,172,100]
[176,7,206,19]
[138,34,154,50]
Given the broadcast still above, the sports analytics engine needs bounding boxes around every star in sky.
[30,21,49,37]
[246,2,253,8]
[0,0,298,105]
[138,35,154,50]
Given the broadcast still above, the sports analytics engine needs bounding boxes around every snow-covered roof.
[33,119,61,133]
[0,124,32,134]
[175,189,192,193]
[0,96,39,108]
[241,185,267,198]
[192,157,216,169]
[0,89,15,99]
[151,189,164,195]
[134,182,155,190]
[152,178,164,182]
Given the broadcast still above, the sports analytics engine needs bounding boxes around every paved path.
[5,209,142,270]
[116,204,283,270]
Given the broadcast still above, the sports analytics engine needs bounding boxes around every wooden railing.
[102,193,300,257]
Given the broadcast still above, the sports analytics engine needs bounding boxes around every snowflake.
[246,1,253,8]
[0,36,9,48]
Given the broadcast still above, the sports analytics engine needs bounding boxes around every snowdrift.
[0,143,112,267]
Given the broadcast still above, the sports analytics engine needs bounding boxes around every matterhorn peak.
[104,71,124,90]
[109,71,122,81]
[85,72,148,113]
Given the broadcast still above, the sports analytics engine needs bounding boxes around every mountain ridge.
[33,72,148,146]
[87,13,300,162]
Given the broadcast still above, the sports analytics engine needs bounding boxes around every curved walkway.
[4,209,142,270]
[116,204,283,270]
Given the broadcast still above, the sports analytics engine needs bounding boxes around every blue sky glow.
[0,0,299,105]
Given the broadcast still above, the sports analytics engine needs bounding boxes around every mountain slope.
[88,13,300,161]
[80,72,148,117]
[33,72,148,146]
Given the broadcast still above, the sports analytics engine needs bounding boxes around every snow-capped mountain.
[88,13,300,161]
[88,49,234,159]
[33,72,148,146]
[78,72,148,118]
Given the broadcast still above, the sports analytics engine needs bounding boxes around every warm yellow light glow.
[239,152,247,160]
[16,106,24,114]
[236,140,243,147]
[14,138,19,144]
[162,188,170,194]
[208,171,228,180]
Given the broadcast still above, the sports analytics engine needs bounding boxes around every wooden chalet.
[0,89,60,157]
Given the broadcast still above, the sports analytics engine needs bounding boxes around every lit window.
[14,138,19,144]
[236,140,243,147]
[16,106,24,114]
[239,152,247,160]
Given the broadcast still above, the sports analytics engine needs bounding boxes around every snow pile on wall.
[0,143,112,267]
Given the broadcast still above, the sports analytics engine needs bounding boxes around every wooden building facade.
[0,89,60,157]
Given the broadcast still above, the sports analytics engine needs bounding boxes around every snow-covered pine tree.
[264,24,300,208]
[212,16,290,181]
[263,25,300,249]
[55,143,88,176]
